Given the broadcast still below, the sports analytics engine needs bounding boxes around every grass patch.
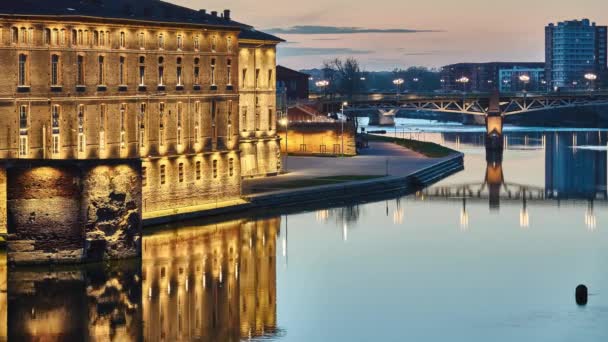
[365,134,456,158]
[254,175,385,191]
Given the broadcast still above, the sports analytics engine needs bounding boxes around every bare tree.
[323,57,363,99]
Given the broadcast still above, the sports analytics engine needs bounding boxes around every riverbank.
[143,141,463,227]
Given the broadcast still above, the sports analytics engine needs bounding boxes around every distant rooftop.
[0,0,283,42]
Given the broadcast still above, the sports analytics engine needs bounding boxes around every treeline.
[302,57,442,97]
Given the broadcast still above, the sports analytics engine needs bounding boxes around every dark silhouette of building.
[440,62,545,92]
[277,65,310,101]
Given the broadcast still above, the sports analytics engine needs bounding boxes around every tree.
[322,57,363,99]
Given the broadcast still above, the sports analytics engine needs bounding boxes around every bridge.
[319,91,608,150]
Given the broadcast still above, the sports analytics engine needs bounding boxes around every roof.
[277,65,310,78]
[0,0,284,42]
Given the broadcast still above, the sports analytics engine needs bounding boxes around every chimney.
[224,9,231,20]
[211,11,217,17]
[199,9,206,15]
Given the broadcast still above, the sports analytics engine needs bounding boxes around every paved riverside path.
[243,141,453,195]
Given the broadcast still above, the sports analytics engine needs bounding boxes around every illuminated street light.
[340,102,348,156]
[585,73,597,91]
[360,77,366,81]
[280,117,289,171]
[393,78,404,100]
[315,80,329,98]
[519,74,531,104]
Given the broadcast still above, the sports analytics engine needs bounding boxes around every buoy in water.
[576,284,588,306]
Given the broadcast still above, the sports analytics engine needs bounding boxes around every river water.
[3,119,608,341]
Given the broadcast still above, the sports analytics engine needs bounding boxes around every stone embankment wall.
[5,160,141,265]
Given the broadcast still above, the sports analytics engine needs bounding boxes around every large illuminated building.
[0,0,282,264]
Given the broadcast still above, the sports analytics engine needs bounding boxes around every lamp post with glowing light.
[393,78,404,101]
[584,73,597,91]
[341,101,348,157]
[280,117,289,172]
[316,80,329,98]
[456,76,469,108]
[519,74,530,106]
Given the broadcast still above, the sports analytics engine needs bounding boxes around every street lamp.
[315,80,329,98]
[280,117,289,172]
[519,74,530,105]
[393,78,404,100]
[341,101,348,157]
[456,76,469,108]
[584,73,597,91]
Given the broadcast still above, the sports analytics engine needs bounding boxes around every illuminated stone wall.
[142,217,279,340]
[239,42,282,177]
[278,122,357,156]
[6,160,142,264]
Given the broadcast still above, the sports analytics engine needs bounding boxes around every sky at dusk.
[172,0,608,71]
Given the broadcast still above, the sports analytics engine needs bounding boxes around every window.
[255,96,260,130]
[176,57,183,86]
[20,27,26,44]
[211,100,217,140]
[11,27,18,44]
[77,105,85,153]
[98,56,105,85]
[142,167,147,187]
[93,30,99,46]
[44,28,51,45]
[211,35,217,52]
[51,105,61,154]
[52,28,59,45]
[212,160,218,179]
[255,68,260,88]
[193,58,200,85]
[139,103,146,148]
[227,100,233,141]
[242,68,247,86]
[139,56,146,86]
[194,36,200,50]
[241,106,248,132]
[227,59,232,85]
[18,54,28,87]
[157,57,164,86]
[159,103,165,147]
[158,33,164,49]
[268,70,273,88]
[229,158,234,177]
[99,104,106,150]
[99,30,105,46]
[27,28,33,45]
[60,29,66,46]
[177,34,183,50]
[138,32,145,49]
[119,56,127,85]
[120,104,126,149]
[119,31,126,48]
[178,163,184,182]
[195,161,201,180]
[77,55,85,85]
[177,102,183,145]
[19,105,28,157]
[210,58,216,85]
[194,101,200,143]
[268,108,273,131]
[160,165,166,185]
[227,37,232,53]
[51,54,60,86]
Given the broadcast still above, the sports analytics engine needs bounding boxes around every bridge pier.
[4,159,142,265]
[369,109,397,126]
[485,90,504,150]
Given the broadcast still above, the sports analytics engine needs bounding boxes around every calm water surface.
[3,120,608,341]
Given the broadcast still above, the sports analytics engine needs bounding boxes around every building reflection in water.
[7,260,141,341]
[142,217,280,341]
[545,131,608,200]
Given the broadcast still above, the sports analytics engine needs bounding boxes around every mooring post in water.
[576,284,588,306]
[485,90,504,151]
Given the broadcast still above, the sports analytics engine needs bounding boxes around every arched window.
[157,56,164,85]
[44,28,51,45]
[176,57,183,86]
[193,57,200,85]
[11,27,18,44]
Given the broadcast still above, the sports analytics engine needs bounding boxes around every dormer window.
[211,35,217,52]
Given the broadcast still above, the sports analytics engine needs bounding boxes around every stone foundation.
[5,160,142,265]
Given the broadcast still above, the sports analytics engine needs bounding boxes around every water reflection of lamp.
[393,198,404,224]
[585,201,597,231]
[460,198,469,230]
[283,215,288,268]
[519,196,530,228]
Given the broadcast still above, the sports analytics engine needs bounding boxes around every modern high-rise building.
[545,19,607,90]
